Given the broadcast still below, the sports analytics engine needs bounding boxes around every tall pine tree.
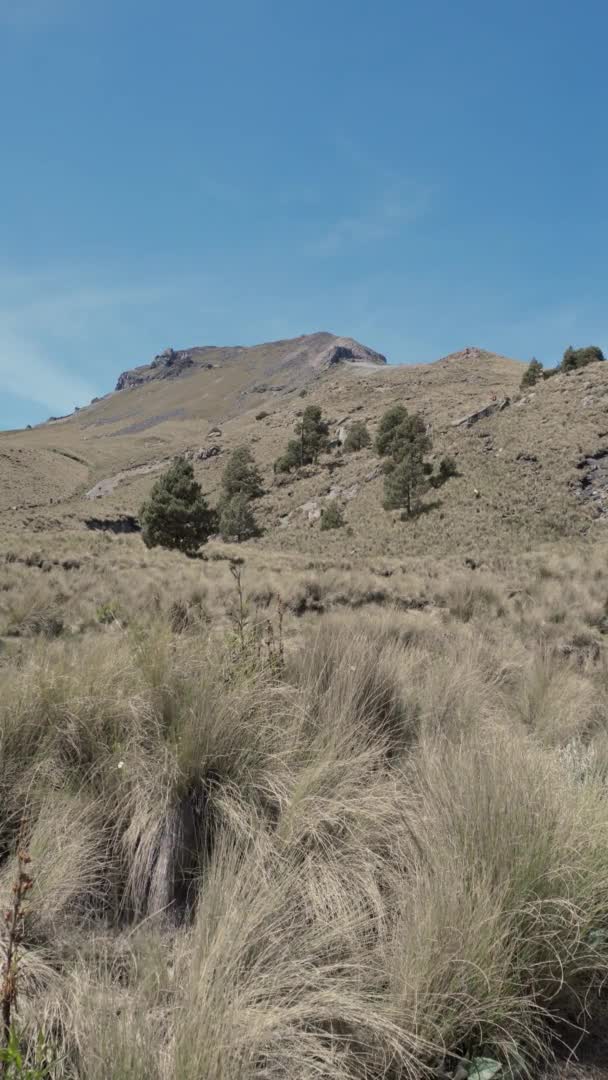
[140,457,215,555]
[376,406,433,517]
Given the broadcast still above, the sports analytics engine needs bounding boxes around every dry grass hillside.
[2,336,608,561]
[1,336,608,1079]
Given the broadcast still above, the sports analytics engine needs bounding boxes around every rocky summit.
[114,332,386,393]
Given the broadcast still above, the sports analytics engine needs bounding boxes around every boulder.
[189,445,222,462]
[299,499,321,522]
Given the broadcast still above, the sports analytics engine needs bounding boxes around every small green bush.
[96,601,122,625]
[320,502,345,530]
[431,455,459,488]
[343,421,371,452]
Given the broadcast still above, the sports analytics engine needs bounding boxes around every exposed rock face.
[314,337,387,370]
[115,348,195,391]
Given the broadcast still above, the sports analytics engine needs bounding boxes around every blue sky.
[2,0,608,429]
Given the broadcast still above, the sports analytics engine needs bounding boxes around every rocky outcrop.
[185,445,222,462]
[452,398,510,429]
[115,348,197,391]
[575,448,608,516]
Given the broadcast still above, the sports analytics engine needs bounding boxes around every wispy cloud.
[306,182,433,257]
[0,327,97,415]
[0,275,180,418]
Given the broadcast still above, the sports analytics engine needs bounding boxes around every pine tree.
[376,405,433,516]
[274,405,329,472]
[375,407,431,464]
[296,405,329,464]
[219,493,259,542]
[140,457,215,555]
[375,405,410,458]
[383,450,429,516]
[521,358,543,389]
[221,446,263,500]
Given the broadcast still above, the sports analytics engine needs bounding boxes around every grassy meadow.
[1,530,608,1078]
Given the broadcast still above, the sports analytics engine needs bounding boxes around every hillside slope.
[0,332,386,501]
[3,335,608,558]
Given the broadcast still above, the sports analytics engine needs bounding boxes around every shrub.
[521,358,543,389]
[431,455,458,488]
[320,502,344,530]
[219,494,259,542]
[343,421,371,452]
[140,457,215,556]
[274,440,302,474]
[96,601,122,625]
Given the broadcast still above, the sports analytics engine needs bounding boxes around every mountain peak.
[114,333,386,392]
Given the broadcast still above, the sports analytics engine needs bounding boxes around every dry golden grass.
[0,531,608,1077]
